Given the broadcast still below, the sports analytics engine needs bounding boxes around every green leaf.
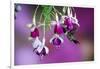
[41,5,53,28]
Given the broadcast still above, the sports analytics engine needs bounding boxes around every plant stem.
[71,7,76,18]
[39,12,43,23]
[42,18,46,46]
[53,6,62,16]
[50,12,56,20]
[32,5,39,25]
[55,13,59,22]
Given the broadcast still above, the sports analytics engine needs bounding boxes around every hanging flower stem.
[39,12,43,23]
[43,19,46,46]
[32,5,39,25]
[53,6,62,16]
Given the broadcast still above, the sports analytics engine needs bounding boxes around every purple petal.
[54,23,63,34]
[50,34,63,46]
[64,16,80,31]
[36,48,46,56]
[31,28,39,38]
[64,17,72,25]
[64,17,73,29]
[52,37,62,45]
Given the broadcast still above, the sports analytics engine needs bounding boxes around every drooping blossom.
[50,34,63,46]
[36,46,49,56]
[49,13,64,46]
[61,8,80,44]
[63,16,79,31]
[32,37,49,56]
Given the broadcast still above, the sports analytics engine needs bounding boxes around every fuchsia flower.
[50,34,63,46]
[30,27,39,38]
[28,24,49,56]
[61,15,80,44]
[50,13,64,46]
[60,7,80,44]
[36,46,49,56]
[32,37,49,56]
[64,16,79,31]
[61,7,79,31]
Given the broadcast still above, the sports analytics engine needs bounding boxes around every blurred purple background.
[14,4,94,65]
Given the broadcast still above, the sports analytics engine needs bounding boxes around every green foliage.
[41,5,53,28]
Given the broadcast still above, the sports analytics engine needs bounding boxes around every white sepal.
[30,26,35,32]
[50,35,55,44]
[44,46,49,54]
[36,44,44,53]
[58,36,64,43]
[26,23,33,28]
[32,37,42,49]
[51,21,57,25]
